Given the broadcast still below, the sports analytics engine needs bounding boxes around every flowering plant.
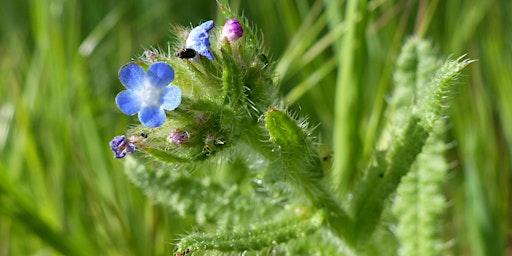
[109,3,473,255]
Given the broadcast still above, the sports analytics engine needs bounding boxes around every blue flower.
[109,135,136,158]
[115,62,182,128]
[186,20,214,60]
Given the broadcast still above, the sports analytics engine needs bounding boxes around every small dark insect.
[140,133,148,138]
[174,48,196,59]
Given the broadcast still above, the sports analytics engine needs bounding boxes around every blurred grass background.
[0,0,510,255]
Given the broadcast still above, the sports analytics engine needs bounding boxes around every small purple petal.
[147,62,175,88]
[161,85,182,111]
[116,90,142,115]
[144,50,159,62]
[109,135,136,158]
[139,106,166,128]
[119,63,145,89]
[125,142,137,154]
[109,136,125,148]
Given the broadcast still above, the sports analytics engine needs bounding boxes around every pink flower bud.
[168,129,190,146]
[221,19,243,42]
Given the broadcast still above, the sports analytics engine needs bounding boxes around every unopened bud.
[168,129,190,146]
[221,19,243,42]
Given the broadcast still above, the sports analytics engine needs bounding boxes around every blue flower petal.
[147,62,175,88]
[119,63,145,89]
[195,46,214,61]
[161,85,182,111]
[186,20,214,60]
[186,40,214,60]
[189,29,211,47]
[139,106,166,128]
[198,20,214,32]
[187,21,214,42]
[116,90,142,115]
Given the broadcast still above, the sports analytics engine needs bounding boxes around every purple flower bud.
[109,135,136,158]
[144,50,159,62]
[168,129,190,146]
[221,19,243,42]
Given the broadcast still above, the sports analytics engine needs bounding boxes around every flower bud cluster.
[109,13,277,163]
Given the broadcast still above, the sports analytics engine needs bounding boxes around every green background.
[0,0,510,255]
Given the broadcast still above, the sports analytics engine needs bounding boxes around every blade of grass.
[331,0,369,195]
[0,163,89,256]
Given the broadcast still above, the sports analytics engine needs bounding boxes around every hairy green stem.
[352,116,430,244]
[350,55,472,246]
[252,109,354,243]
[176,212,324,254]
[393,123,448,255]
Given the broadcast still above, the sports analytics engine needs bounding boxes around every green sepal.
[264,108,307,148]
[127,97,242,164]
[221,49,246,108]
[144,148,193,163]
[244,54,275,116]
